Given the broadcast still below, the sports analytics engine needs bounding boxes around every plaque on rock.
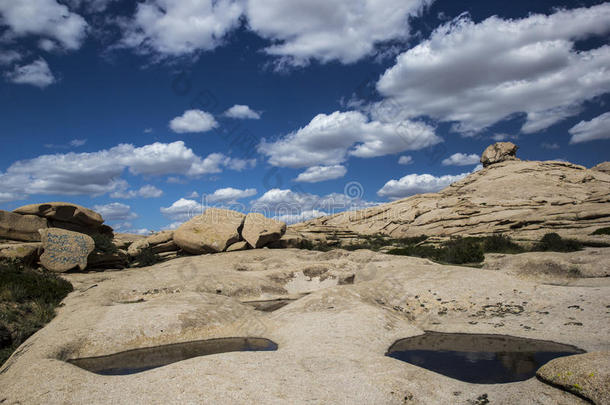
[39,228,95,272]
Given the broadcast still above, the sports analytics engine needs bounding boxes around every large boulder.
[173,209,245,254]
[537,351,609,404]
[14,203,103,228]
[127,231,177,257]
[39,228,95,272]
[242,213,286,248]
[0,210,48,242]
[480,142,519,167]
[0,242,41,266]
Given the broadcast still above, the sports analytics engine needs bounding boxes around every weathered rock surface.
[86,251,128,270]
[1,248,607,404]
[480,141,519,167]
[537,351,610,404]
[242,213,286,248]
[173,208,245,254]
[113,233,146,250]
[14,202,103,228]
[0,210,48,242]
[0,242,41,265]
[127,231,177,257]
[591,162,610,174]
[293,151,610,243]
[39,228,95,272]
[226,241,250,252]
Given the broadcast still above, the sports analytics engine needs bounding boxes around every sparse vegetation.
[591,227,610,236]
[0,262,73,366]
[533,233,582,252]
[388,237,485,265]
[132,247,161,267]
[481,234,525,254]
[91,233,118,254]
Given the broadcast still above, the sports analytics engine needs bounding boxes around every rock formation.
[0,210,47,242]
[242,213,286,248]
[39,228,95,272]
[480,141,519,167]
[173,208,246,254]
[591,161,610,174]
[292,143,610,244]
[13,202,111,236]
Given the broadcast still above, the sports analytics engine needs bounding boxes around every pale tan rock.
[127,238,149,257]
[226,241,249,252]
[292,155,610,243]
[0,248,604,404]
[242,213,286,248]
[0,242,41,265]
[480,141,519,167]
[268,229,307,248]
[0,210,47,242]
[14,202,103,228]
[87,251,128,270]
[173,208,245,254]
[537,351,610,404]
[39,228,95,272]
[127,231,177,257]
[591,162,610,174]
[112,233,146,250]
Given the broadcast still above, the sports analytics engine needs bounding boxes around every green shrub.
[132,247,161,267]
[591,227,610,236]
[441,237,485,264]
[534,233,582,252]
[91,233,118,254]
[0,262,73,366]
[482,234,524,254]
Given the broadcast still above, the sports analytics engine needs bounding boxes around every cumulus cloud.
[294,165,347,183]
[206,187,257,203]
[274,210,329,225]
[569,112,610,144]
[0,50,21,65]
[5,58,56,88]
[224,104,261,119]
[258,111,441,168]
[376,4,610,135]
[64,0,118,13]
[377,171,472,200]
[119,0,243,57]
[441,152,480,166]
[0,141,253,202]
[246,0,431,66]
[0,0,88,50]
[169,109,218,133]
[160,198,203,222]
[110,185,163,199]
[93,202,137,221]
[398,155,413,165]
[541,142,560,150]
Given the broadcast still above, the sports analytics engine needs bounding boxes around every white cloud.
[294,165,347,183]
[110,185,163,199]
[69,138,87,147]
[206,187,257,203]
[274,210,329,225]
[65,0,118,13]
[119,0,243,57]
[258,111,441,168]
[377,171,472,200]
[0,141,252,202]
[224,104,261,119]
[5,58,56,88]
[160,198,203,222]
[398,155,413,165]
[93,202,137,221]
[246,0,431,66]
[0,50,21,65]
[0,0,88,50]
[441,152,480,166]
[169,109,218,133]
[541,142,560,150]
[569,112,610,144]
[376,4,610,135]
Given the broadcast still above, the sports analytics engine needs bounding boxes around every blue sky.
[1,0,609,234]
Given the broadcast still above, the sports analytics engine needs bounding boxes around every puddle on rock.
[386,332,584,384]
[67,337,278,375]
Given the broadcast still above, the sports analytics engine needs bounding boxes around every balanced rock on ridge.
[242,213,286,248]
[480,142,519,167]
[39,228,95,272]
[0,210,48,242]
[173,208,245,254]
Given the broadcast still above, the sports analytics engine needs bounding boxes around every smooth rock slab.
[242,213,286,248]
[39,228,95,272]
[173,208,245,254]
[537,351,610,404]
[0,210,47,242]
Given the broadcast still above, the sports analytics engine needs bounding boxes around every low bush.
[91,233,118,254]
[591,227,610,236]
[533,233,582,252]
[388,237,484,265]
[132,247,161,267]
[0,262,73,366]
[482,234,525,254]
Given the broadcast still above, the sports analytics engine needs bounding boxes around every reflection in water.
[67,337,278,375]
[386,332,584,384]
